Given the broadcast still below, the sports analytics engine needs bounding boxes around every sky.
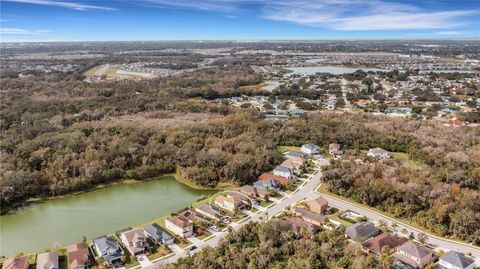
[0,0,479,41]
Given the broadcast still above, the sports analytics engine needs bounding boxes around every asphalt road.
[307,191,480,264]
[152,158,479,267]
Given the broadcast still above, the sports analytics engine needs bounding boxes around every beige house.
[165,215,193,238]
[119,228,147,256]
[195,204,221,221]
[392,241,435,268]
[2,257,29,269]
[36,252,59,269]
[215,194,243,212]
[305,196,329,215]
[66,243,90,269]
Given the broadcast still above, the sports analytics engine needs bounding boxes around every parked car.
[210,225,220,232]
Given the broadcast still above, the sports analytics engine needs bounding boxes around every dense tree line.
[167,219,380,269]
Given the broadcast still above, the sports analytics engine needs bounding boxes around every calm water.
[0,176,214,256]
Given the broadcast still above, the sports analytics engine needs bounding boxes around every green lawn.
[195,230,212,240]
[146,245,171,261]
[276,146,301,154]
[259,200,274,207]
[174,238,192,249]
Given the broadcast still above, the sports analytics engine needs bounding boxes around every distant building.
[301,144,320,155]
[438,251,475,269]
[344,222,380,242]
[36,252,59,269]
[367,147,392,159]
[165,215,193,238]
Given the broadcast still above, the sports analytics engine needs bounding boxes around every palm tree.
[417,233,428,245]
[391,222,398,232]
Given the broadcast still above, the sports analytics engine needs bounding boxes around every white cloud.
[436,31,462,35]
[0,27,51,35]
[5,0,116,11]
[135,0,478,31]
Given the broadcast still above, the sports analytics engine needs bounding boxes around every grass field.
[276,145,301,154]
[238,82,266,91]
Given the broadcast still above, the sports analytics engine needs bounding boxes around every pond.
[0,176,215,256]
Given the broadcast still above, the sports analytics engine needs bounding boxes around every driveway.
[187,235,202,245]
[136,254,153,268]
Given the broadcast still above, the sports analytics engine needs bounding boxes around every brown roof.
[166,215,191,229]
[36,252,59,269]
[396,241,434,259]
[122,228,146,254]
[258,173,289,185]
[309,196,328,207]
[238,185,257,196]
[362,233,408,255]
[329,143,341,151]
[283,216,319,231]
[195,204,221,218]
[294,207,326,224]
[66,243,89,269]
[2,257,29,269]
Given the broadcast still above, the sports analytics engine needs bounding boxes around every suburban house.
[195,204,221,221]
[165,215,193,238]
[93,236,123,267]
[273,166,294,179]
[254,179,281,192]
[2,257,29,269]
[283,216,320,237]
[293,207,326,226]
[344,222,380,242]
[178,209,206,223]
[305,196,329,215]
[215,194,244,212]
[361,233,408,256]
[281,158,304,174]
[238,185,269,200]
[392,241,435,269]
[329,143,344,157]
[143,223,174,245]
[36,252,59,269]
[438,251,475,269]
[66,243,90,269]
[301,144,320,155]
[258,173,290,186]
[367,147,392,159]
[119,228,147,256]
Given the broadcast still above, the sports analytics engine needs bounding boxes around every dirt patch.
[86,111,224,129]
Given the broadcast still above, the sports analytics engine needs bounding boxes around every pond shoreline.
[1,174,217,256]
[1,173,218,215]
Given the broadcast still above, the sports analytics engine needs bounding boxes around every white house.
[273,166,294,179]
[438,251,475,269]
[367,147,392,159]
[301,144,320,155]
[165,216,193,238]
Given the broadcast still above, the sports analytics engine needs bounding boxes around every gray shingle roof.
[143,223,174,243]
[274,166,293,174]
[345,222,380,242]
[93,236,122,263]
[440,251,474,268]
[396,241,433,259]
